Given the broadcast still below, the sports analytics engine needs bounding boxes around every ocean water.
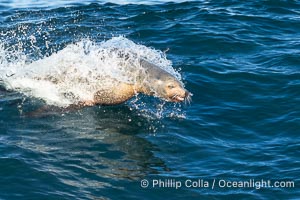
[0,0,299,199]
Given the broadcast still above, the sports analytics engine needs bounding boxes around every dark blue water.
[0,1,299,199]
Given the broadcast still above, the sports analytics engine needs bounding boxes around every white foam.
[0,36,182,107]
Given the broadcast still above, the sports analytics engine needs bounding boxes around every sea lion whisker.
[185,96,189,105]
[185,94,192,105]
[171,94,178,100]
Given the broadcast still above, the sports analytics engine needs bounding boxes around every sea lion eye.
[168,84,175,89]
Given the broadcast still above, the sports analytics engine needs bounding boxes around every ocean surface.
[0,0,299,199]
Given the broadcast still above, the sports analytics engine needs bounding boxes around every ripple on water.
[0,1,300,200]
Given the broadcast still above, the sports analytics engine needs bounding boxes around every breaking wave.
[0,36,182,109]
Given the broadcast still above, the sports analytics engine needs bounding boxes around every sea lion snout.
[171,89,192,103]
[163,79,191,103]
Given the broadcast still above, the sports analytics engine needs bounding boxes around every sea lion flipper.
[78,100,95,106]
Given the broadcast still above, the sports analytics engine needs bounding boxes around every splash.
[0,36,182,111]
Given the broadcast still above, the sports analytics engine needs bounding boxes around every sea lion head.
[137,59,192,103]
[153,75,191,103]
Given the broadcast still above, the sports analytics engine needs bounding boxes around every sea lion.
[80,59,191,106]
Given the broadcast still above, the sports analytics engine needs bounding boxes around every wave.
[2,0,193,9]
[0,36,181,107]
